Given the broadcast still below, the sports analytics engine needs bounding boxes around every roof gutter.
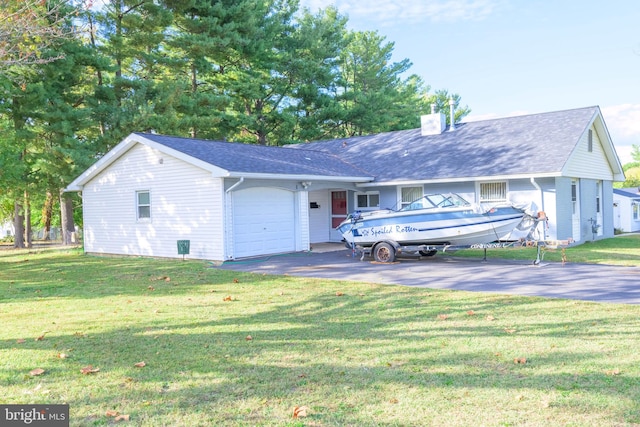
[226,177,244,193]
[224,172,374,182]
[356,172,562,188]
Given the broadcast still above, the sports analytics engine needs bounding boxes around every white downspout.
[530,177,547,239]
[224,177,244,260]
[226,177,244,193]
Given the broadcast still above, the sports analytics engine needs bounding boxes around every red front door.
[331,191,347,228]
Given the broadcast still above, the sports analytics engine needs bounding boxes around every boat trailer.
[351,238,574,265]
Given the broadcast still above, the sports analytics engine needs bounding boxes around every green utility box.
[177,240,190,259]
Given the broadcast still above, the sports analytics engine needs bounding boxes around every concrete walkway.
[217,246,640,304]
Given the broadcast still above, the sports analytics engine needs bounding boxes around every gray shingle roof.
[291,106,600,182]
[135,133,372,178]
[614,188,640,197]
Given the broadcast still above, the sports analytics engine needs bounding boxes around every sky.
[300,0,640,164]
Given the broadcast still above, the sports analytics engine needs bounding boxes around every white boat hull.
[338,206,527,247]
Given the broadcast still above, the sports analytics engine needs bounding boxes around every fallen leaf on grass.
[486,315,496,321]
[35,331,49,341]
[292,406,308,418]
[466,310,476,316]
[389,398,399,404]
[57,353,69,359]
[514,357,527,364]
[437,314,448,320]
[30,368,45,376]
[223,295,233,301]
[147,286,155,291]
[245,335,253,341]
[106,411,130,422]
[16,339,26,344]
[606,368,621,376]
[134,361,146,368]
[335,291,344,296]
[504,328,517,334]
[80,365,100,375]
[233,278,239,283]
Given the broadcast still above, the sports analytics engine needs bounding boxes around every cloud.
[300,0,502,25]
[600,104,640,164]
[601,104,640,142]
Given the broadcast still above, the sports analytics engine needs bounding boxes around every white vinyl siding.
[82,144,225,260]
[564,125,614,179]
[308,190,330,243]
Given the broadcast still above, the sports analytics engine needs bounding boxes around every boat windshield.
[400,193,471,211]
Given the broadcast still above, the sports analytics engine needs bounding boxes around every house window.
[136,191,151,220]
[479,181,507,203]
[400,187,423,209]
[633,202,639,221]
[588,129,593,152]
[596,181,601,214]
[355,192,380,210]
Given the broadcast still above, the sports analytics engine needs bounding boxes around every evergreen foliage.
[0,0,470,246]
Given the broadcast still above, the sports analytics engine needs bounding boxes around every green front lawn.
[452,234,640,266]
[1,248,639,426]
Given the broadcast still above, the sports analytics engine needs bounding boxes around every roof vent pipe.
[448,98,456,131]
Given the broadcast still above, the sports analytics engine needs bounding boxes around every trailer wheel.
[373,242,396,263]
[419,250,438,257]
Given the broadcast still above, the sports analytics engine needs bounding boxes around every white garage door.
[233,187,296,258]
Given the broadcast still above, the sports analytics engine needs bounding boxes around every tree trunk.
[42,191,54,241]
[13,200,25,249]
[24,191,32,248]
[190,62,197,138]
[60,190,76,245]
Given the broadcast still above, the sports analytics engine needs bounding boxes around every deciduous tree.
[0,0,73,69]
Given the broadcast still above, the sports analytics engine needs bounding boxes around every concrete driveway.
[217,245,640,304]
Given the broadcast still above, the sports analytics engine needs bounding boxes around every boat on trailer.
[337,193,541,262]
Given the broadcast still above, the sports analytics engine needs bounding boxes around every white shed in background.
[613,188,640,232]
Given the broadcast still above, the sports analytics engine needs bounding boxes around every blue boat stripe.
[345,208,523,229]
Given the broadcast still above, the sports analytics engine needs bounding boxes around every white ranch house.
[613,188,640,233]
[65,106,624,261]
